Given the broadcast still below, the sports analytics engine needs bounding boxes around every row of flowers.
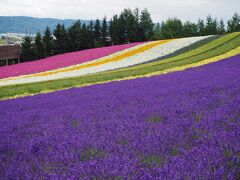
[0,42,143,79]
[0,40,169,85]
[0,36,215,86]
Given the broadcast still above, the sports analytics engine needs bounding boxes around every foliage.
[20,37,35,62]
[18,10,240,62]
[227,12,240,32]
[33,32,45,59]
[42,26,54,57]
[53,24,68,54]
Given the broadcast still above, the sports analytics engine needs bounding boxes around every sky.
[0,0,239,22]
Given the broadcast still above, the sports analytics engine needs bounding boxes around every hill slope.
[0,33,239,100]
[0,54,239,178]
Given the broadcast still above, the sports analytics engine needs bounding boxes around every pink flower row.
[0,42,142,79]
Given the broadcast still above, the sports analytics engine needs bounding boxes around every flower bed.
[0,36,213,86]
[0,42,143,79]
[0,55,239,178]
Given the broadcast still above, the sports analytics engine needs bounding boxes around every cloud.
[0,0,239,22]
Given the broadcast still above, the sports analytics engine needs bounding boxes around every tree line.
[21,10,240,62]
[154,13,240,39]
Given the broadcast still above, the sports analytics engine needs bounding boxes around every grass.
[128,35,219,67]
[0,33,240,100]
[141,154,162,169]
[145,115,163,123]
[0,39,5,45]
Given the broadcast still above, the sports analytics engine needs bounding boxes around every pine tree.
[218,19,225,34]
[197,19,205,36]
[133,8,142,42]
[33,32,45,59]
[53,24,68,54]
[204,15,218,35]
[94,19,101,46]
[153,23,162,40]
[139,8,154,41]
[183,21,198,37]
[88,20,95,48]
[109,15,120,45]
[161,18,183,39]
[227,13,240,32]
[122,8,139,43]
[118,13,127,44]
[20,36,35,62]
[42,26,54,57]
[81,23,92,49]
[101,16,109,46]
[67,20,82,51]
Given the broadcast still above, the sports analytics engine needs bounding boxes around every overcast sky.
[0,0,239,22]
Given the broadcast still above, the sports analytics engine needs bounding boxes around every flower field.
[0,32,239,100]
[0,32,240,178]
[0,35,214,86]
[0,54,240,178]
[0,42,143,79]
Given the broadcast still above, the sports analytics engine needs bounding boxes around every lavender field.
[0,55,240,179]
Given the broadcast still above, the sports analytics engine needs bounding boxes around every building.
[0,45,21,66]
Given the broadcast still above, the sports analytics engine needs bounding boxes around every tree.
[204,15,218,35]
[42,26,54,56]
[118,13,128,44]
[218,19,225,35]
[139,8,154,41]
[81,23,92,49]
[227,13,240,32]
[120,8,139,42]
[67,20,82,51]
[33,32,45,59]
[133,8,142,41]
[183,21,198,37]
[153,23,162,40]
[53,24,68,54]
[94,19,101,46]
[161,18,183,39]
[101,16,109,46]
[88,20,95,48]
[20,36,35,62]
[197,19,205,36]
[109,15,121,45]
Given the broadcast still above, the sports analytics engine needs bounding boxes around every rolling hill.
[0,32,239,178]
[0,16,90,34]
[0,32,239,99]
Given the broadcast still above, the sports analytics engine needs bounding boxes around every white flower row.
[0,36,214,86]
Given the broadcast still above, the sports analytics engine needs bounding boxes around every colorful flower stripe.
[0,36,213,86]
[0,40,170,86]
[33,40,170,76]
[1,54,240,178]
[0,42,143,79]
[0,41,152,81]
[2,46,239,99]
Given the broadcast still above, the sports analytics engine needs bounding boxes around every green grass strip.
[112,32,240,71]
[0,33,239,100]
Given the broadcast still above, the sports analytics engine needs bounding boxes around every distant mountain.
[0,16,90,34]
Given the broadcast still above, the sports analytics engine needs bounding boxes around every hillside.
[0,30,240,178]
[0,16,90,34]
[0,33,239,99]
[0,49,239,178]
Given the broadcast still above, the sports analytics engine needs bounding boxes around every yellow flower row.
[38,40,171,77]
[3,46,239,101]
